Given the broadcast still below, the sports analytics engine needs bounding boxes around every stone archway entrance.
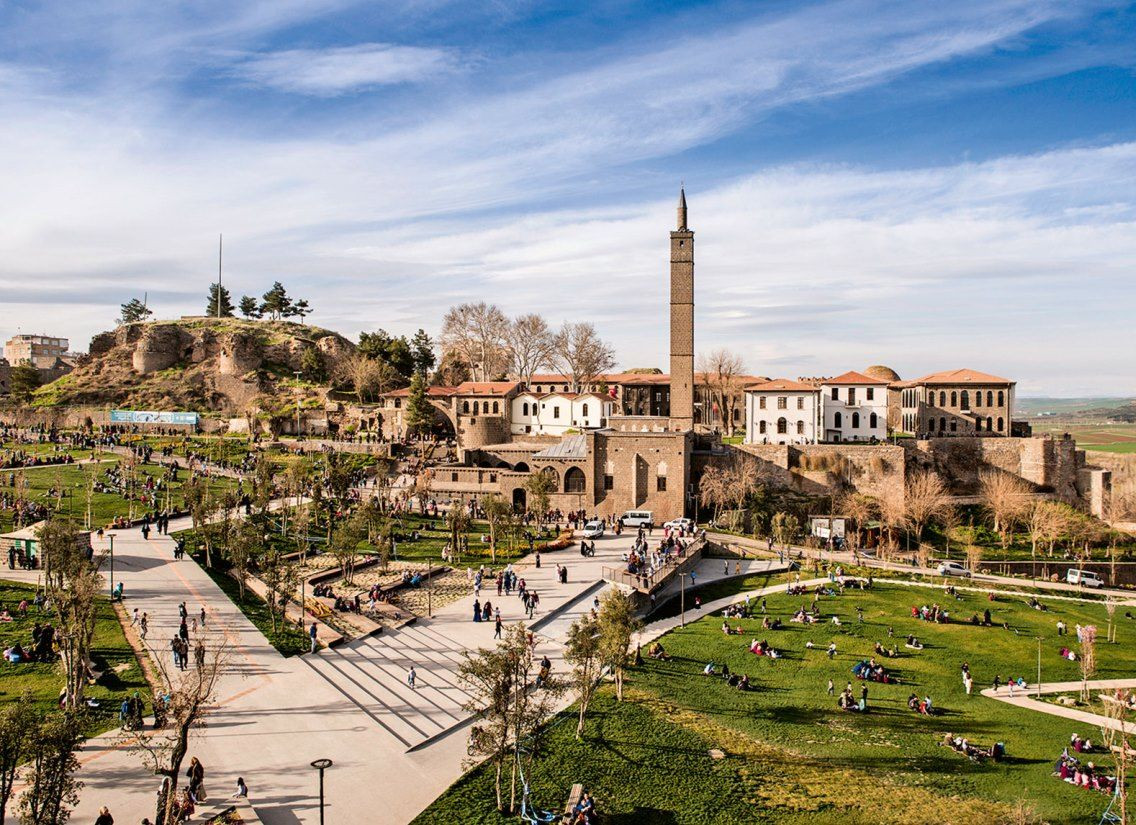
[512,488,527,512]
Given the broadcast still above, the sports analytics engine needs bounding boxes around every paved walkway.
[982,679,1136,734]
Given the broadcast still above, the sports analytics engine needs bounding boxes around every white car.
[664,518,694,533]
[582,520,605,539]
[937,561,972,578]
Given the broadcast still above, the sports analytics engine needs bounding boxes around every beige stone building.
[896,368,1015,438]
[4,334,69,368]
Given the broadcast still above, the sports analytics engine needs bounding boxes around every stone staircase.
[300,622,477,750]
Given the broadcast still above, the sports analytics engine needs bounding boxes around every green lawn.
[0,457,240,533]
[419,581,1131,824]
[0,579,150,734]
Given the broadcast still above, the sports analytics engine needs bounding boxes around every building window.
[986,391,993,407]
[604,474,614,491]
[489,474,497,483]
[937,391,945,406]
[869,412,877,429]
[834,412,842,428]
[866,388,874,401]
[541,467,559,491]
[797,397,804,410]
[852,412,860,429]
[848,388,856,404]
[493,401,499,414]
[797,420,805,435]
[656,475,667,492]
[582,403,589,417]
[759,420,767,434]
[987,416,993,431]
[451,472,458,482]
[961,391,970,410]
[777,417,787,434]
[394,399,401,408]
[564,467,586,493]
[523,402,529,415]
[950,391,957,407]
[950,420,957,432]
[939,416,946,432]
[473,401,480,414]
[975,419,982,432]
[777,396,787,409]
[831,387,839,400]
[553,406,560,419]
[759,396,766,409]
[998,391,1005,406]
[997,417,1004,432]
[462,400,470,413]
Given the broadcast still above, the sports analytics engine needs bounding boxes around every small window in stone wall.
[451,472,458,482]
[866,388,874,400]
[604,475,614,491]
[656,476,667,492]
[490,473,497,482]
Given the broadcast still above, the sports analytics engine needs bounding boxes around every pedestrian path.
[982,678,1136,734]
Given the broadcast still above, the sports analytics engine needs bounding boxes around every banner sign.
[110,410,199,426]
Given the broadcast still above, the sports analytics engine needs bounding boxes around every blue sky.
[1,0,1134,395]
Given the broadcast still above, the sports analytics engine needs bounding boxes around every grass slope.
[418,581,1130,824]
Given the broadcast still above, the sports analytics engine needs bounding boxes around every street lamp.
[1036,635,1043,699]
[679,572,688,628]
[311,758,333,825]
[106,533,117,600]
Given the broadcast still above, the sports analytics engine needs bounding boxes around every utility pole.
[217,234,223,318]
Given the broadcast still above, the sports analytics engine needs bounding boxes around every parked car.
[620,510,654,528]
[582,520,605,539]
[663,517,694,533]
[1066,568,1104,588]
[936,561,972,578]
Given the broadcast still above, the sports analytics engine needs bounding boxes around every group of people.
[1055,751,1118,794]
[702,660,753,691]
[0,449,76,469]
[941,733,1004,762]
[3,617,56,663]
[837,682,868,712]
[851,658,894,683]
[910,603,951,623]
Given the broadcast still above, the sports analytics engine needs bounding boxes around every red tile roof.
[745,378,819,392]
[382,386,454,398]
[451,381,523,396]
[824,370,889,386]
[912,368,1013,386]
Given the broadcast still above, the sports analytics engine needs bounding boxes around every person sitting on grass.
[648,641,669,660]
[738,674,750,691]
[905,635,923,650]
[703,662,716,676]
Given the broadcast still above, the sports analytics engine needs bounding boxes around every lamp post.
[679,572,688,628]
[106,533,116,599]
[428,557,433,619]
[1036,636,1043,699]
[311,758,333,825]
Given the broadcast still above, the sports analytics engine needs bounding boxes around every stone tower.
[669,187,694,431]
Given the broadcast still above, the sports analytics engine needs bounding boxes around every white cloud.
[232,43,458,95]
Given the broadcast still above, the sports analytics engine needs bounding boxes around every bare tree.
[698,466,728,525]
[40,520,102,712]
[979,470,1032,549]
[697,349,745,433]
[564,614,602,739]
[440,302,510,382]
[504,314,555,388]
[837,491,877,556]
[903,471,950,547]
[335,352,400,402]
[480,494,512,563]
[596,590,640,702]
[133,634,230,825]
[1098,691,1132,825]
[549,322,616,393]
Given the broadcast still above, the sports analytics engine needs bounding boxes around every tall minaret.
[669,187,694,431]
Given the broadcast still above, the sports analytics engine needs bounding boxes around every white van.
[620,510,654,528]
[1066,568,1104,588]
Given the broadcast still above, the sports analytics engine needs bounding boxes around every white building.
[510,392,612,437]
[744,379,820,445]
[820,370,888,442]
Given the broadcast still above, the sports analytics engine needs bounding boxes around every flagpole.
[217,233,223,318]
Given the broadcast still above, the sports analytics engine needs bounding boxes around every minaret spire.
[677,185,687,231]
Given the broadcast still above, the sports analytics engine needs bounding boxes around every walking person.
[195,638,206,671]
[131,608,140,626]
[407,665,417,690]
[200,606,206,629]
[494,616,503,639]
[171,638,182,670]
[186,756,206,803]
[309,622,318,654]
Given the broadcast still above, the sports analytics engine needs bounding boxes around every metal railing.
[602,537,706,594]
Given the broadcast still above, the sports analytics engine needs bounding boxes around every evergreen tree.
[238,295,261,318]
[119,298,152,324]
[8,364,41,401]
[300,345,324,382]
[293,299,311,323]
[206,283,235,317]
[410,329,436,377]
[404,372,435,437]
[358,330,414,378]
[260,281,293,320]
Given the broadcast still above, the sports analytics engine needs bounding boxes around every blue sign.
[110,410,199,426]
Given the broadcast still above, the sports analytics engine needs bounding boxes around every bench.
[563,784,584,821]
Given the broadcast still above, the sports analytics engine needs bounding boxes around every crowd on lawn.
[1055,734,1120,794]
